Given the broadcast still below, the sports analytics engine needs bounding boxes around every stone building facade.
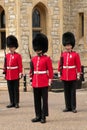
[0,0,87,80]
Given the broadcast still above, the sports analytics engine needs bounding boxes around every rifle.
[3,43,7,74]
[59,45,63,76]
[28,47,34,76]
[80,65,84,81]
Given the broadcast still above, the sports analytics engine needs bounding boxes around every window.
[33,9,40,28]
[32,3,47,42]
[0,6,6,49]
[32,9,41,39]
[79,13,84,38]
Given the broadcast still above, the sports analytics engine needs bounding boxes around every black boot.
[31,117,41,123]
[15,104,19,108]
[41,116,46,123]
[63,108,72,112]
[6,104,15,108]
[72,109,77,113]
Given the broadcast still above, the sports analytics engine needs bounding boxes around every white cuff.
[77,73,80,80]
[19,73,22,79]
[49,79,52,86]
[58,72,60,78]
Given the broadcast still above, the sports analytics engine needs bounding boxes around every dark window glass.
[1,32,6,49]
[79,13,84,38]
[0,7,6,50]
[32,9,40,27]
[1,10,5,28]
[81,14,84,36]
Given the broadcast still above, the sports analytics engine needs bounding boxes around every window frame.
[79,12,84,38]
[32,8,42,39]
[0,6,6,50]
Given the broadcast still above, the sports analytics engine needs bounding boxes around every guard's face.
[9,47,16,53]
[65,44,72,52]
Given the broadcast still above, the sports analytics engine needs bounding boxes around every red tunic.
[5,52,22,80]
[30,55,53,88]
[58,51,81,81]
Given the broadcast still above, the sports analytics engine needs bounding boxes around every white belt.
[63,66,76,69]
[34,71,47,74]
[7,66,18,70]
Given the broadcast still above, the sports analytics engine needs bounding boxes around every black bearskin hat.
[33,33,48,53]
[62,32,75,48]
[6,35,18,48]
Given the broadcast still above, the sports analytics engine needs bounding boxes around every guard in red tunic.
[58,32,81,113]
[30,33,53,123]
[3,35,23,108]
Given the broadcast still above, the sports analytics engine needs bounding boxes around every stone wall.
[63,0,70,32]
[0,0,66,69]
[6,0,62,69]
[48,0,61,66]
[0,0,87,81]
[69,0,87,80]
[20,0,32,68]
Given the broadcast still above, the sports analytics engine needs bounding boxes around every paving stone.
[0,89,87,130]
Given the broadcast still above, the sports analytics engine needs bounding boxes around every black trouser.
[7,79,19,105]
[33,87,48,118]
[63,80,77,110]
